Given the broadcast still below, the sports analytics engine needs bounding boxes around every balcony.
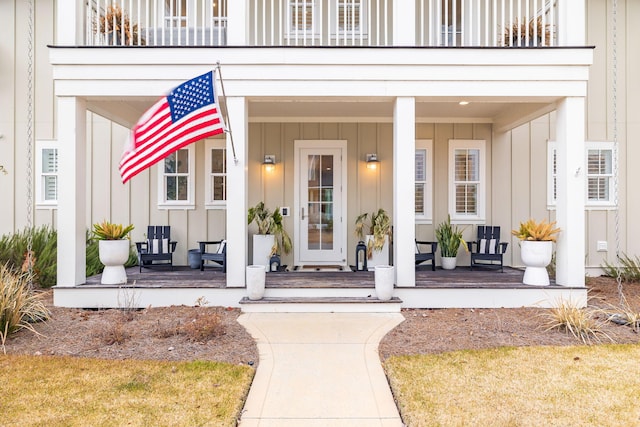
[85,0,559,48]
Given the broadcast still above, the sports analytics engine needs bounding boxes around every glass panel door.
[298,147,343,264]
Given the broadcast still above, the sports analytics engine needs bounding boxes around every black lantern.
[269,254,281,272]
[355,241,367,271]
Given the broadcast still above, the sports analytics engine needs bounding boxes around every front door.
[294,140,347,266]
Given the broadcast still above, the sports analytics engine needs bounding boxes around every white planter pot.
[520,240,553,286]
[366,235,390,271]
[441,256,457,270]
[246,265,266,300]
[253,234,275,271]
[374,265,395,301]
[99,239,130,285]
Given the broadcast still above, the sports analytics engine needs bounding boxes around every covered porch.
[53,266,587,310]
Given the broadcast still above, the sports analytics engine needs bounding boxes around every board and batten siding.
[2,0,639,275]
[501,0,639,272]
[247,122,495,268]
[0,0,57,236]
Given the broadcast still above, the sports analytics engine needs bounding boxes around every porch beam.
[555,96,585,287]
[225,96,248,288]
[56,96,87,287]
[393,97,416,287]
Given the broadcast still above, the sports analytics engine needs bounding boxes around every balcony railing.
[417,0,557,47]
[85,0,558,48]
[87,0,228,46]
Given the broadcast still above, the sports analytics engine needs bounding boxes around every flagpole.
[216,61,239,165]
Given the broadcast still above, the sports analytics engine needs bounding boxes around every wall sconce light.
[366,153,379,170]
[263,155,276,172]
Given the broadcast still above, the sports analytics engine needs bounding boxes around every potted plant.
[512,218,561,285]
[354,208,392,270]
[92,220,134,285]
[96,4,145,46]
[502,16,551,46]
[247,202,292,270]
[435,215,468,270]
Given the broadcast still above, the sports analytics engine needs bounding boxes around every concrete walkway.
[237,313,405,427]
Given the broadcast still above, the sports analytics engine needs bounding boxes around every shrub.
[0,264,50,351]
[182,310,225,342]
[95,316,131,345]
[0,226,57,288]
[602,253,640,282]
[541,299,612,345]
[0,227,138,288]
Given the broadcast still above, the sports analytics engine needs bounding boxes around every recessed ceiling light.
[459,101,470,106]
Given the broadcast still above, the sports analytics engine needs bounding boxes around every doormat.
[293,265,347,272]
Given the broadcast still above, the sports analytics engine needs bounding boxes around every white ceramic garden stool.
[374,265,395,301]
[520,240,553,286]
[246,265,266,300]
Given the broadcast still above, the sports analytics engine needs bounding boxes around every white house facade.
[1,0,636,309]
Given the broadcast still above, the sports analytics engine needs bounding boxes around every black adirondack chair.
[469,226,508,272]
[415,240,438,271]
[136,226,177,272]
[199,240,226,272]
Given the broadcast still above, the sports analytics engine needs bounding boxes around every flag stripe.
[121,114,222,182]
[120,104,219,170]
[120,70,225,183]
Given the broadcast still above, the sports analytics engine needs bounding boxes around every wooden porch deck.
[58,265,586,310]
[83,265,538,289]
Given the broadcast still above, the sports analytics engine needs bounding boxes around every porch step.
[239,296,403,313]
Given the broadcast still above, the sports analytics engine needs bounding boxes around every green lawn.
[0,355,254,427]
[385,344,640,426]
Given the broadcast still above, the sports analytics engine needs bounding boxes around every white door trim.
[293,140,348,267]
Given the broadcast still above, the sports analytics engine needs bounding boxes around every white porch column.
[56,0,83,45]
[555,97,585,287]
[393,0,416,46]
[393,97,416,287]
[557,0,586,45]
[225,96,248,288]
[226,0,248,45]
[56,97,87,286]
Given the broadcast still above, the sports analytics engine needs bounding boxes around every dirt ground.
[4,277,640,364]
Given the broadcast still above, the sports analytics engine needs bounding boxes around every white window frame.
[36,140,58,208]
[286,0,321,39]
[547,141,615,209]
[586,142,615,207]
[415,139,433,224]
[205,139,227,209]
[448,139,486,223]
[330,0,369,38]
[157,147,196,209]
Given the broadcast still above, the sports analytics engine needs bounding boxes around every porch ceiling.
[86,96,556,129]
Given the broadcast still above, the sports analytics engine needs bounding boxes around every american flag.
[119,71,225,183]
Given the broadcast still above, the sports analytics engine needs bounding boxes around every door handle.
[301,207,305,220]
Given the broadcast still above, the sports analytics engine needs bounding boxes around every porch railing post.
[228,0,248,45]
[393,0,415,46]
